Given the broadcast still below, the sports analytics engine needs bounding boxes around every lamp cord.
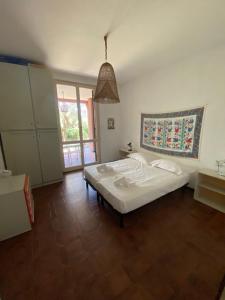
[104,35,107,61]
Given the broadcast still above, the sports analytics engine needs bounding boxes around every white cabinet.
[0,62,34,130]
[194,169,225,213]
[0,146,4,169]
[0,175,34,241]
[28,65,58,129]
[0,62,63,187]
[1,131,42,186]
[37,130,62,183]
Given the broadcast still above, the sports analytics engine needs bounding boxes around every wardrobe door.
[37,130,62,183]
[28,65,58,129]
[0,62,34,130]
[1,131,42,186]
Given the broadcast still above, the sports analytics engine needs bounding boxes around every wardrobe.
[0,61,63,187]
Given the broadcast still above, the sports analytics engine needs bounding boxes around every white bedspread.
[84,158,194,214]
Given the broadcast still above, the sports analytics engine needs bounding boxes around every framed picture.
[140,107,204,158]
[107,118,115,130]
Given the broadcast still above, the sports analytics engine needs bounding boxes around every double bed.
[84,153,195,226]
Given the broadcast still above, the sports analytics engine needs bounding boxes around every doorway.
[56,82,99,171]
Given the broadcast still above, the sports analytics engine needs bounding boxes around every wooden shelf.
[196,195,225,213]
[194,169,225,213]
[198,183,225,196]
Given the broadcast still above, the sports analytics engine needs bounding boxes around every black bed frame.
[216,273,225,300]
[84,177,188,228]
[85,178,125,227]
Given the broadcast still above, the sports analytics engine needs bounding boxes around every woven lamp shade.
[94,62,120,103]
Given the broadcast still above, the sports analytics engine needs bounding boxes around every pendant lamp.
[94,35,120,103]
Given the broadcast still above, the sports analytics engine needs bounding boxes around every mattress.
[84,158,194,214]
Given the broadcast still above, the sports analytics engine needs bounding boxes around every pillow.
[128,152,158,165]
[151,159,183,175]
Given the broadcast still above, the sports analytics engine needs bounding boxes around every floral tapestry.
[140,107,204,158]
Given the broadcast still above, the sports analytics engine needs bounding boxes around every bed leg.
[85,180,89,190]
[97,192,100,202]
[120,214,124,228]
[182,183,188,192]
[101,197,104,207]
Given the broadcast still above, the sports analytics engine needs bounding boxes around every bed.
[84,153,195,226]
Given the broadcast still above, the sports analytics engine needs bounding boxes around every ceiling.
[1,0,225,83]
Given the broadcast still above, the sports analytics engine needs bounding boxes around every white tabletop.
[120,148,137,153]
[0,175,26,195]
[199,168,225,181]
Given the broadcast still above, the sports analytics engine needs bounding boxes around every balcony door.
[56,82,99,171]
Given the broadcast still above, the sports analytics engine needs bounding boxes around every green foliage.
[66,128,79,140]
[82,122,89,139]
[64,124,89,141]
[59,102,90,141]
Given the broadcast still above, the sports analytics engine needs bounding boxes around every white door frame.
[55,80,100,172]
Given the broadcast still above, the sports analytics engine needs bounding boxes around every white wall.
[52,70,97,86]
[120,45,225,170]
[98,103,121,162]
[52,70,121,163]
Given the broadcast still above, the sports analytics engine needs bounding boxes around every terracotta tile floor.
[0,171,225,300]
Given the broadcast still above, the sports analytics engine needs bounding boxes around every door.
[28,65,58,129]
[37,129,63,183]
[0,62,34,130]
[1,131,42,186]
[56,82,99,171]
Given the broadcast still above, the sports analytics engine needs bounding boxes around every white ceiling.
[1,0,225,83]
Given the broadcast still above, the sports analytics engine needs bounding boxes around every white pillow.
[128,152,158,165]
[151,159,183,175]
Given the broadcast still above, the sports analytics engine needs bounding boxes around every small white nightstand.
[194,168,225,213]
[119,148,137,159]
